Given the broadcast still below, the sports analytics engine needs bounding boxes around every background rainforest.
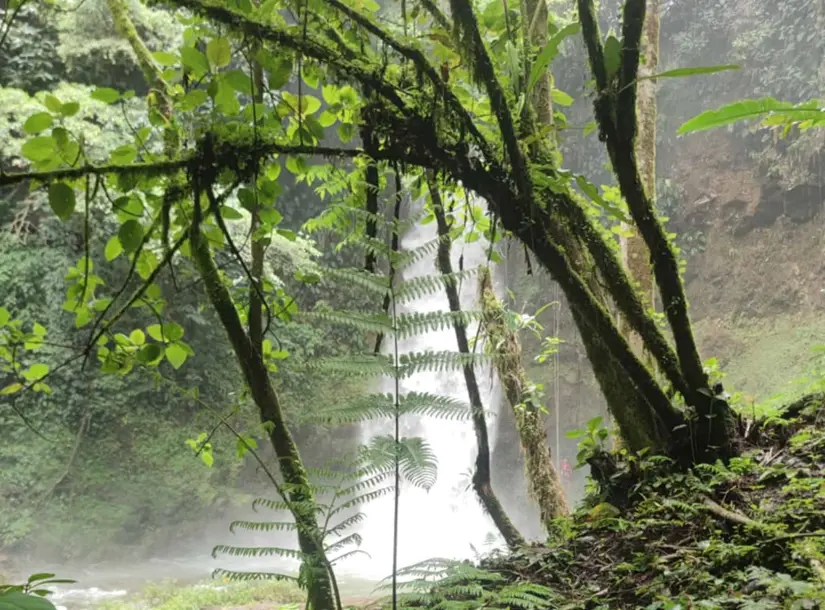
[2,0,825,608]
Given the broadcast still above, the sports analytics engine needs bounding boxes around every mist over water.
[345,200,505,580]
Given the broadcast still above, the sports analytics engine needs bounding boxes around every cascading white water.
[344,201,505,580]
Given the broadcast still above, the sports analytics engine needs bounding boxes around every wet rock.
[784,183,824,223]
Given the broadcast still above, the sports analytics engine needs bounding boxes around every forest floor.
[405,394,825,609]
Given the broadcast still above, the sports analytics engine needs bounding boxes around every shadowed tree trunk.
[428,174,524,549]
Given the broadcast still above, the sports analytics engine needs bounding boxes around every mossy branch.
[478,267,568,529]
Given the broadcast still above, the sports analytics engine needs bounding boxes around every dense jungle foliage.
[3,0,825,608]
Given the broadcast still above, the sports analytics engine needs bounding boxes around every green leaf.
[136,343,163,364]
[527,22,580,94]
[165,343,188,369]
[117,220,144,253]
[181,46,210,76]
[0,383,23,395]
[337,123,354,142]
[551,89,574,106]
[220,206,244,220]
[43,95,62,113]
[23,113,53,135]
[260,208,283,226]
[59,101,80,117]
[0,307,9,326]
[48,183,76,220]
[0,590,58,610]
[224,69,253,93]
[200,450,214,467]
[267,57,293,89]
[603,34,621,82]
[90,87,120,104]
[27,363,49,380]
[130,329,146,345]
[104,235,123,262]
[152,51,179,66]
[642,64,739,81]
[147,322,184,342]
[21,136,57,163]
[177,89,209,111]
[678,97,804,134]
[33,322,47,337]
[110,144,138,165]
[207,37,232,69]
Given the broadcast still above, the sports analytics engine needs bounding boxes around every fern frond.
[322,267,391,296]
[327,486,395,517]
[363,435,438,491]
[398,350,493,377]
[212,545,305,560]
[307,354,394,378]
[395,268,483,303]
[329,549,371,565]
[212,568,298,582]
[396,310,483,338]
[324,532,363,554]
[399,392,475,420]
[300,310,392,334]
[336,471,394,497]
[252,497,328,514]
[323,512,366,539]
[312,393,395,424]
[495,582,558,608]
[229,520,297,534]
[393,236,442,269]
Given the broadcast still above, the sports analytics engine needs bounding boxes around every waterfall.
[344,201,504,580]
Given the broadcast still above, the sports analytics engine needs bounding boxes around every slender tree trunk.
[479,269,568,531]
[190,204,337,609]
[106,2,338,605]
[429,175,524,549]
[618,0,659,365]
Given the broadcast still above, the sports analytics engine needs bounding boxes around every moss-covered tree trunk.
[618,0,659,365]
[479,269,568,530]
[189,200,337,610]
[106,2,338,606]
[429,175,524,549]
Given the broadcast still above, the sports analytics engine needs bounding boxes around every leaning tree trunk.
[190,206,337,610]
[429,175,524,549]
[105,2,338,606]
[479,268,568,530]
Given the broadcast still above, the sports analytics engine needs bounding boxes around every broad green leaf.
[206,37,232,68]
[224,69,253,93]
[177,89,209,111]
[603,35,621,82]
[165,343,188,369]
[267,57,293,89]
[33,322,46,336]
[130,329,146,345]
[23,113,53,135]
[117,220,144,253]
[678,97,807,134]
[200,450,214,467]
[27,363,49,380]
[337,123,354,142]
[136,343,163,364]
[59,101,80,117]
[213,81,240,115]
[21,136,57,163]
[0,383,24,395]
[43,95,62,113]
[180,46,210,76]
[110,144,138,165]
[0,307,9,326]
[104,236,123,262]
[551,89,574,106]
[147,322,184,342]
[0,590,58,610]
[321,84,339,104]
[318,110,337,127]
[48,182,76,220]
[220,206,244,220]
[527,22,580,94]
[641,64,739,81]
[90,88,120,104]
[260,208,283,226]
[152,51,179,66]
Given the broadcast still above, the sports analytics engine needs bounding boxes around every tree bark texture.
[479,268,569,530]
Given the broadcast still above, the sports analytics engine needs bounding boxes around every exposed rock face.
[729,183,824,236]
